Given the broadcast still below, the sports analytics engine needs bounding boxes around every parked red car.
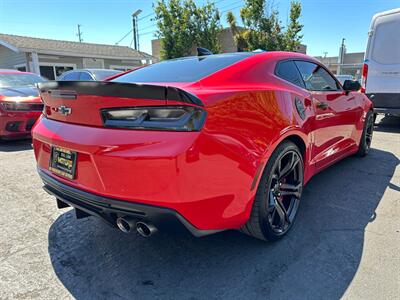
[33,51,373,241]
[0,70,45,139]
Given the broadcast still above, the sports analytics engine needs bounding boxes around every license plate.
[49,146,77,179]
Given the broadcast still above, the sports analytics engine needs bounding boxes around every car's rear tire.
[241,141,304,241]
[357,110,374,157]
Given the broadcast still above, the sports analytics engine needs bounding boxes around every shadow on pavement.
[48,148,399,299]
[0,139,32,152]
[374,115,400,133]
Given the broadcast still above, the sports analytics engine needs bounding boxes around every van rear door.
[364,9,400,112]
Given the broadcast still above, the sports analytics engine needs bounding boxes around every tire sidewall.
[358,111,374,157]
[257,142,304,241]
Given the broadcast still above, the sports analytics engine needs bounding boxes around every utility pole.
[132,9,142,50]
[337,38,346,75]
[323,51,329,68]
[77,24,83,42]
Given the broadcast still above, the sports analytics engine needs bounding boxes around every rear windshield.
[112,53,254,83]
[0,73,45,88]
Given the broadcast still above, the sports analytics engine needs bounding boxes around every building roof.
[0,33,153,60]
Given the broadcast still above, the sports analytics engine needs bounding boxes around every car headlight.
[101,106,207,131]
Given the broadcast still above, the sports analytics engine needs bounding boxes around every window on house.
[39,65,75,80]
[40,66,55,80]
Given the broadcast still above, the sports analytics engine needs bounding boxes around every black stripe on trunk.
[38,81,203,106]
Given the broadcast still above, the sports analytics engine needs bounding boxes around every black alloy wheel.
[267,150,302,234]
[241,141,304,241]
[357,111,374,157]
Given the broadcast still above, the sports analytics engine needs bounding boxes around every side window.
[62,72,80,81]
[79,72,94,81]
[275,61,305,88]
[294,61,339,91]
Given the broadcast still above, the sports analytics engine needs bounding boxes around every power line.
[139,30,156,37]
[136,0,241,29]
[131,0,244,41]
[138,12,155,21]
[221,4,243,14]
[219,0,243,11]
[115,29,133,45]
[138,23,157,33]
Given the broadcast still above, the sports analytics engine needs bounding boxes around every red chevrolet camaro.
[33,51,374,241]
[0,70,45,139]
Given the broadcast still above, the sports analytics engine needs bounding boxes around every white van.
[363,8,400,115]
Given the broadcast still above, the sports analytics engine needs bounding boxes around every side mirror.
[343,79,361,92]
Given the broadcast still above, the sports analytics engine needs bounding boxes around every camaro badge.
[58,106,72,116]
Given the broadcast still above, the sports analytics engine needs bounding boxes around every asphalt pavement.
[0,115,399,300]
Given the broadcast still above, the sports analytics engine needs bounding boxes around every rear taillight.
[361,63,368,93]
[101,106,207,131]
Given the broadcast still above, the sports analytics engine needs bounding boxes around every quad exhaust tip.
[136,221,158,237]
[116,217,157,237]
[116,217,135,233]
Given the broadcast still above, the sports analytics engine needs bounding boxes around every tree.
[284,1,303,51]
[227,0,303,52]
[191,2,222,55]
[155,0,222,60]
[154,0,194,60]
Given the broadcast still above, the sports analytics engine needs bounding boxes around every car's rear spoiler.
[37,81,204,106]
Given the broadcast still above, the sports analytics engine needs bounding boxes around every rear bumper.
[33,117,258,231]
[0,110,41,138]
[39,169,222,237]
[366,93,400,114]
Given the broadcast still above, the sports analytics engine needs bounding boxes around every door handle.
[316,101,329,110]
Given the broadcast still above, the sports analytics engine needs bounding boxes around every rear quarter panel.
[189,83,313,226]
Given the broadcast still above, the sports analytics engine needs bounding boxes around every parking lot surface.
[0,116,399,300]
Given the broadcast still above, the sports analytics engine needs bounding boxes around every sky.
[0,0,399,57]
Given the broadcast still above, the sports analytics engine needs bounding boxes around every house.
[0,33,154,80]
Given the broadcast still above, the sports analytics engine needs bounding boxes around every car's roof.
[254,50,318,61]
[0,70,38,75]
[173,51,318,65]
[66,69,121,72]
[170,52,256,62]
[113,51,320,85]
[0,69,21,72]
[166,51,313,61]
